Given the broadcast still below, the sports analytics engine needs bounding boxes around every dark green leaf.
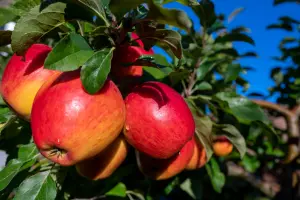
[14,171,57,200]
[106,182,127,198]
[215,33,255,46]
[213,124,247,158]
[212,48,239,57]
[205,158,225,193]
[0,31,12,47]
[44,33,94,71]
[0,159,23,191]
[267,23,293,31]
[0,107,13,124]
[241,155,260,173]
[11,2,66,55]
[274,0,300,5]
[140,29,182,59]
[207,21,226,34]
[147,1,192,31]
[231,26,251,33]
[110,0,145,19]
[224,64,242,83]
[192,0,217,28]
[80,48,114,94]
[186,99,214,161]
[214,92,269,125]
[168,69,189,85]
[69,0,109,26]
[195,81,212,91]
[0,8,17,26]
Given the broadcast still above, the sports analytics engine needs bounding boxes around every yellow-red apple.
[213,136,233,157]
[136,139,194,180]
[31,71,126,166]
[0,44,58,120]
[186,137,207,170]
[124,81,195,159]
[76,135,129,180]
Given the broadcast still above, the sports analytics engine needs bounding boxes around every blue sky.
[154,0,300,102]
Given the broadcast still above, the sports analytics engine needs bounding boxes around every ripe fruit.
[111,45,154,78]
[186,137,207,170]
[76,135,129,180]
[124,81,195,159]
[31,71,126,166]
[0,44,58,120]
[213,136,233,157]
[136,139,194,180]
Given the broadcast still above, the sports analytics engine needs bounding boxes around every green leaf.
[18,143,38,162]
[14,171,57,200]
[186,99,214,161]
[168,69,189,85]
[110,0,145,19]
[195,81,212,91]
[70,0,109,26]
[215,33,255,46]
[213,92,269,125]
[0,107,13,124]
[11,0,41,16]
[0,159,23,191]
[0,8,17,26]
[44,33,94,71]
[241,155,260,173]
[147,1,192,31]
[11,2,66,55]
[80,48,114,94]
[224,64,242,83]
[140,29,182,59]
[205,158,225,193]
[106,182,127,198]
[192,0,217,28]
[213,124,247,158]
[0,31,12,47]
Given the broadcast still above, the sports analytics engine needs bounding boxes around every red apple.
[136,139,194,180]
[31,71,126,166]
[111,45,154,78]
[131,32,154,54]
[124,81,195,159]
[0,44,58,120]
[213,136,233,157]
[76,135,129,180]
[186,137,207,170]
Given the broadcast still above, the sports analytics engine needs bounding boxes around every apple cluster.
[0,37,232,181]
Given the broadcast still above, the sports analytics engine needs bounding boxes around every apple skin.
[0,44,58,120]
[186,137,207,170]
[213,136,233,157]
[131,32,154,54]
[136,139,194,180]
[31,70,126,166]
[76,135,129,180]
[111,45,154,78]
[124,81,195,159]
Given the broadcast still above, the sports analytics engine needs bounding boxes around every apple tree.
[0,0,295,200]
